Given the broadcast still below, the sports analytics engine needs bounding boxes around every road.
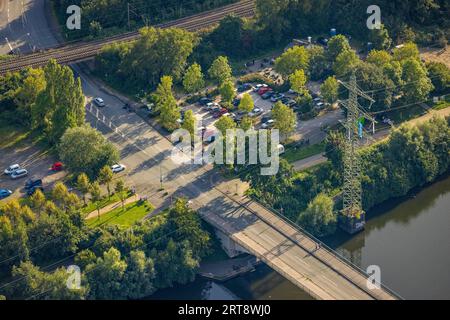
[0,0,57,55]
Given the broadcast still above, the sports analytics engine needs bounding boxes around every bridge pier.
[214,229,249,258]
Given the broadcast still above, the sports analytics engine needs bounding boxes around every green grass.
[87,200,153,228]
[282,142,326,163]
[0,119,31,149]
[81,193,125,215]
[432,96,450,110]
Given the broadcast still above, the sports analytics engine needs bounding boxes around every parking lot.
[0,142,66,203]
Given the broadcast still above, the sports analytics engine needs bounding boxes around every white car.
[261,119,275,129]
[111,164,126,173]
[248,107,263,117]
[4,164,20,175]
[93,97,106,107]
[11,168,28,179]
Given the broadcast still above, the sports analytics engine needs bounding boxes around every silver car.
[4,164,20,175]
[11,168,28,179]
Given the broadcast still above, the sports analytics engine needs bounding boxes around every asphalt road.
[0,0,57,55]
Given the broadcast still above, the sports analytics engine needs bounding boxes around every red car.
[213,108,228,119]
[51,162,63,171]
[258,87,272,95]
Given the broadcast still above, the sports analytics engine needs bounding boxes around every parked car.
[51,162,63,172]
[317,37,328,46]
[280,96,290,104]
[25,178,42,190]
[261,91,274,100]
[0,189,12,199]
[27,186,44,196]
[93,97,106,107]
[258,87,272,95]
[205,102,220,110]
[198,97,213,106]
[253,84,268,92]
[4,164,20,175]
[270,93,284,102]
[111,164,126,173]
[248,107,263,117]
[11,169,28,179]
[237,83,253,92]
[213,108,229,119]
[233,98,241,107]
[261,115,272,124]
[315,102,325,109]
[261,119,275,129]
[286,99,297,107]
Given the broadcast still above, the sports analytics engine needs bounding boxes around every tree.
[182,63,205,94]
[13,68,46,127]
[255,0,290,43]
[98,166,114,199]
[325,130,345,172]
[59,125,119,178]
[366,50,392,67]
[154,76,180,131]
[401,58,434,102]
[181,109,196,139]
[7,261,86,300]
[275,46,310,79]
[77,173,91,206]
[320,76,339,104]
[426,62,450,94]
[271,101,297,140]
[85,247,127,300]
[33,59,85,143]
[369,24,392,50]
[122,250,156,299]
[239,116,253,131]
[114,179,128,210]
[51,182,70,208]
[238,93,254,113]
[289,69,307,94]
[208,56,232,85]
[215,115,236,136]
[308,45,329,81]
[90,182,102,219]
[219,79,236,108]
[327,35,351,62]
[120,27,196,89]
[29,188,46,215]
[297,193,336,237]
[333,50,360,78]
[393,42,420,62]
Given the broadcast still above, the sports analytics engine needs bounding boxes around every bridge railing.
[247,196,404,300]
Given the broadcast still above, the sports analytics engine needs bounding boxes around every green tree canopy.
[275,46,310,79]
[208,56,232,85]
[182,63,205,94]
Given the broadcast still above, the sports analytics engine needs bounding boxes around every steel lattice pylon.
[338,73,376,228]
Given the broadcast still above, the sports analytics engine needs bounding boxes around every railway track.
[0,0,255,74]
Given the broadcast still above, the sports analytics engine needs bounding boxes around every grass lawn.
[81,192,129,215]
[0,119,32,149]
[282,142,326,163]
[432,96,450,110]
[87,200,154,228]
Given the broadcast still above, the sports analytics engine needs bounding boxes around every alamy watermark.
[366,5,381,30]
[171,124,281,176]
[66,5,81,30]
[366,264,381,290]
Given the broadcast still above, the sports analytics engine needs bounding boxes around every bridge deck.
[189,184,399,300]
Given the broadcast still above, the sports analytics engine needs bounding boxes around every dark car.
[25,178,43,190]
[261,115,272,124]
[233,98,241,107]
[261,91,274,100]
[237,83,253,92]
[27,186,44,196]
[317,37,328,46]
[198,97,213,106]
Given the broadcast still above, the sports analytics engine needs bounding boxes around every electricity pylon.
[338,73,376,233]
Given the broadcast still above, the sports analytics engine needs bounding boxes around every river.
[150,175,450,300]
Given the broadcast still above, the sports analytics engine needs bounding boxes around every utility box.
[339,213,365,234]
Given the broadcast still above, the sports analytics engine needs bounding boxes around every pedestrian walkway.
[85,194,139,220]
